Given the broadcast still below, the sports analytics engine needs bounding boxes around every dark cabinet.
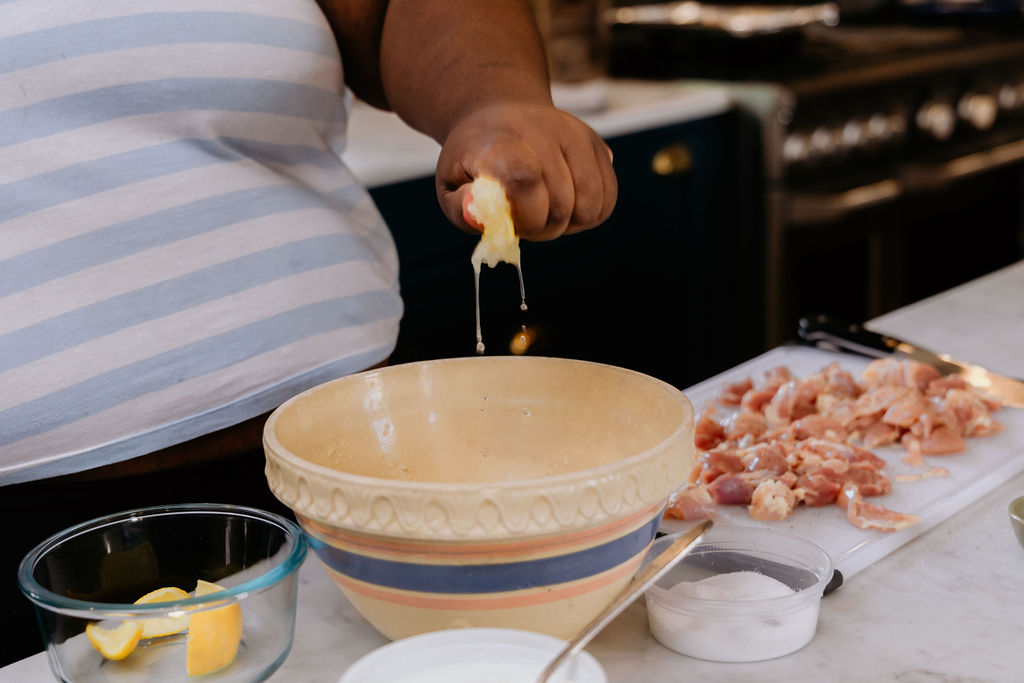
[371,108,764,390]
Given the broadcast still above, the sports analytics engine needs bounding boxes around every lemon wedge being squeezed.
[464,175,526,354]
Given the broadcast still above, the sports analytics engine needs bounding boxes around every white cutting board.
[659,345,1024,578]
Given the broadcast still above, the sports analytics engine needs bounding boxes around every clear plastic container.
[642,525,833,663]
[18,503,307,682]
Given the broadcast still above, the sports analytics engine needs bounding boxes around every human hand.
[435,103,617,241]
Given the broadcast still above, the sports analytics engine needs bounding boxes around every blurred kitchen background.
[350,0,1024,391]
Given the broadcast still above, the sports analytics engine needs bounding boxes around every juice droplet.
[476,340,485,355]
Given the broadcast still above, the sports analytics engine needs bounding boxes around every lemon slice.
[467,175,520,270]
[186,580,243,676]
[134,586,191,638]
[85,621,143,661]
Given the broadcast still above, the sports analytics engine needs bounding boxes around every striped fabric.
[0,1,403,485]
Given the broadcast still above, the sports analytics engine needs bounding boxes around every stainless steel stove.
[610,14,1024,345]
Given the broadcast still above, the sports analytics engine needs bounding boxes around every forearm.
[379,0,553,142]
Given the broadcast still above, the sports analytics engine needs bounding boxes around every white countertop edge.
[342,81,733,188]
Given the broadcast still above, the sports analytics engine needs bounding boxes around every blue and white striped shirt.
[0,0,403,484]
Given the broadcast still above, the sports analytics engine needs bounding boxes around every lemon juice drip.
[474,262,485,354]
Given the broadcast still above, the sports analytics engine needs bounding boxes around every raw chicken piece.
[740,442,789,475]
[765,375,826,426]
[895,467,949,482]
[836,483,920,531]
[786,414,847,441]
[794,473,842,506]
[882,392,930,428]
[707,472,766,505]
[741,387,777,414]
[748,479,797,521]
[718,378,753,407]
[693,448,745,484]
[820,362,863,399]
[665,484,717,521]
[695,414,726,451]
[862,358,941,393]
[861,420,901,449]
[725,411,769,440]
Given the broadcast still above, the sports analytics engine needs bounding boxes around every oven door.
[773,139,1024,346]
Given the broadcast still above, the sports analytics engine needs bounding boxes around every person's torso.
[0,0,403,484]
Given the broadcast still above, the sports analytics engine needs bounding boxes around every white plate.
[337,627,607,683]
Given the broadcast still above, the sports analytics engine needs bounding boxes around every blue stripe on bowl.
[305,514,661,594]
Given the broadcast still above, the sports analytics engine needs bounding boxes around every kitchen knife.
[798,313,1024,409]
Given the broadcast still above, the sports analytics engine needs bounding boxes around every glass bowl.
[642,525,833,663]
[18,503,307,682]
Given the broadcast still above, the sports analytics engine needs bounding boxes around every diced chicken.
[694,448,745,484]
[718,378,753,407]
[668,357,1001,531]
[861,420,901,449]
[740,387,777,414]
[707,472,765,505]
[836,483,920,532]
[748,479,797,521]
[741,442,789,475]
[895,467,949,483]
[665,484,717,521]
[725,411,769,441]
[787,414,847,441]
[882,392,930,428]
[794,473,842,507]
[695,414,727,451]
[765,375,826,426]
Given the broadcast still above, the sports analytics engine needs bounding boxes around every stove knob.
[840,119,865,149]
[916,100,956,141]
[809,126,838,158]
[958,92,997,130]
[865,113,891,143]
[783,132,811,164]
[998,84,1021,110]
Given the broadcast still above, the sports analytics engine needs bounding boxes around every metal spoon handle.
[535,519,713,683]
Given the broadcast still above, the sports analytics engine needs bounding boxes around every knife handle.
[798,314,902,359]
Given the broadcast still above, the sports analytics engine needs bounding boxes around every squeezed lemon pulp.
[465,176,527,354]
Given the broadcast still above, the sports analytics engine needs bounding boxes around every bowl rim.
[263,355,694,494]
[17,503,307,617]
[1009,494,1024,523]
[643,525,834,616]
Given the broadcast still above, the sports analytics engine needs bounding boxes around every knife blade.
[798,313,1024,409]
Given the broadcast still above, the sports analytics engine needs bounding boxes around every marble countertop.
[342,79,732,188]
[5,261,1022,681]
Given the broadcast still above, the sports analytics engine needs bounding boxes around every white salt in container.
[643,525,833,663]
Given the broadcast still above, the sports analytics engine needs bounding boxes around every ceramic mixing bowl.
[263,356,695,641]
